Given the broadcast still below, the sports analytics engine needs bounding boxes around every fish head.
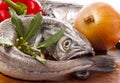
[52,29,94,60]
[43,18,95,60]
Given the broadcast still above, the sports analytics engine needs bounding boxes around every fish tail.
[88,55,115,73]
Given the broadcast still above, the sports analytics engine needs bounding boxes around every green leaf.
[30,46,41,52]
[22,45,46,64]
[9,8,25,37]
[35,55,46,64]
[37,27,66,49]
[24,13,42,42]
[0,36,13,46]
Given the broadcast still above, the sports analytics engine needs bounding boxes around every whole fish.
[0,15,115,81]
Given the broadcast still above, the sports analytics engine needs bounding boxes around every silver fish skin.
[0,16,115,81]
[38,0,82,24]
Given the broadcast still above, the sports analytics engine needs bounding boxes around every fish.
[39,0,83,25]
[0,15,115,81]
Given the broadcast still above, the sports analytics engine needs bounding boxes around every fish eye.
[62,39,72,51]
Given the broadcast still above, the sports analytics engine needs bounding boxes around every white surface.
[52,0,120,13]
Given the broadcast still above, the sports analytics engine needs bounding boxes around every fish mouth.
[70,52,94,59]
[66,48,95,60]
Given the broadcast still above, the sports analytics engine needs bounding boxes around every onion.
[74,2,120,53]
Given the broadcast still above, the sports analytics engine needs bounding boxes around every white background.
[52,0,120,13]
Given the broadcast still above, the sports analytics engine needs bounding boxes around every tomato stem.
[3,0,27,15]
[84,15,94,24]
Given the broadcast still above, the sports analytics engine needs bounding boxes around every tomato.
[74,2,120,53]
[0,1,9,10]
[0,10,10,22]
[26,0,44,15]
[1,0,44,22]
[12,0,27,4]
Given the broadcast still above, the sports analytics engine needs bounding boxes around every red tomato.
[26,0,44,15]
[12,0,27,4]
[0,10,10,22]
[0,1,9,10]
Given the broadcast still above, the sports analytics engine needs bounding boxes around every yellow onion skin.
[74,2,120,53]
